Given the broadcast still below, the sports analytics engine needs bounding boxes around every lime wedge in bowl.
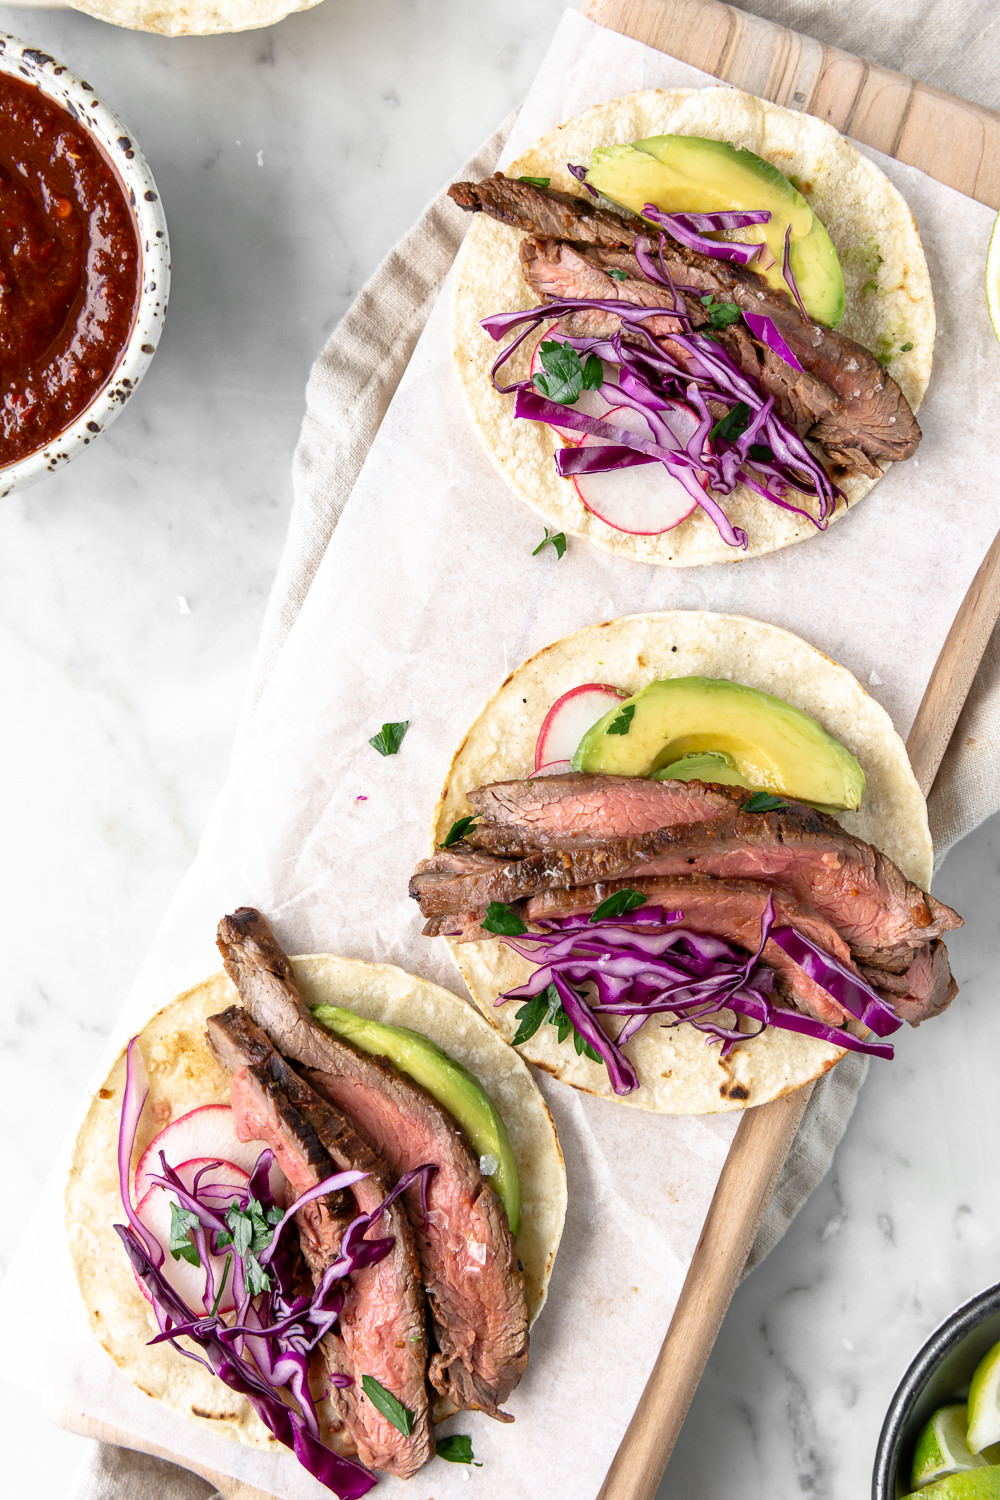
[987,212,1000,344]
[969,1340,1000,1454]
[912,1405,994,1487]
[902,1469,1000,1499]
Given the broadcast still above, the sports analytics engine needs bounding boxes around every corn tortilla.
[429,611,933,1113]
[66,956,566,1449]
[453,87,935,566]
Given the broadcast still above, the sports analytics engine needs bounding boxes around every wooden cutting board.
[65,6,1000,1499]
[581,5,1000,1497]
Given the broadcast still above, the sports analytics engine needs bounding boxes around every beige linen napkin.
[71,46,1000,1500]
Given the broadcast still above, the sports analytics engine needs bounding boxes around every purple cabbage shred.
[495,898,898,1095]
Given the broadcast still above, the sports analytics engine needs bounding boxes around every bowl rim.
[872,1281,1000,1499]
[0,32,170,496]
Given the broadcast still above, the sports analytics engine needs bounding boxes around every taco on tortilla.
[449,88,934,565]
[65,915,566,1488]
[409,613,962,1114]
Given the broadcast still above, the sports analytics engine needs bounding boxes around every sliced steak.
[859,939,957,1025]
[467,772,743,847]
[450,173,921,468]
[217,908,528,1421]
[206,1006,433,1479]
[411,779,962,970]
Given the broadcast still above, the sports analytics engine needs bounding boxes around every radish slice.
[532,759,574,777]
[135,1103,283,1203]
[529,322,610,439]
[571,404,705,535]
[135,1157,249,1315]
[534,684,627,770]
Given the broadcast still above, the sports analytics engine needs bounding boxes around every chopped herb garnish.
[482,901,527,937]
[532,339,603,405]
[608,267,629,282]
[606,704,635,736]
[219,1197,283,1260]
[900,342,913,352]
[369,721,409,757]
[532,526,567,559]
[700,293,742,329]
[589,888,647,922]
[439,814,479,848]
[361,1375,414,1436]
[512,983,601,1061]
[517,175,550,188]
[168,1201,202,1267]
[742,791,788,813]
[208,1257,231,1319]
[244,1250,272,1297]
[437,1434,482,1466]
[710,400,751,444]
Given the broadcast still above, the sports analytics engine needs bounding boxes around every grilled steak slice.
[206,1006,433,1479]
[450,173,921,469]
[411,780,962,970]
[468,772,743,847]
[217,908,529,1421]
[859,939,957,1025]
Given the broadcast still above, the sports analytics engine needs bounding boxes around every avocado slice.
[651,750,745,785]
[584,137,845,328]
[571,677,865,811]
[311,1004,521,1235]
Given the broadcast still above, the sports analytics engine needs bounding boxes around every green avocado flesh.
[311,1004,521,1236]
[571,677,866,811]
[652,750,745,785]
[584,136,845,328]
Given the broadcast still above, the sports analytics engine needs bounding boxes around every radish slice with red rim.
[534,684,627,770]
[571,404,705,535]
[134,1157,250,1315]
[135,1103,284,1203]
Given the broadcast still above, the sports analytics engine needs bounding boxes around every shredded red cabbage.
[117,1049,437,1495]
[741,311,803,371]
[483,287,839,550]
[567,162,599,198]
[641,202,774,269]
[495,899,898,1094]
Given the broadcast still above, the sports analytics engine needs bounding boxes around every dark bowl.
[873,1283,1000,1499]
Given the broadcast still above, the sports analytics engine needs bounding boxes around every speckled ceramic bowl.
[873,1282,1000,1499]
[0,34,170,496]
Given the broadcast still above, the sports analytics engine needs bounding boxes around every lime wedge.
[987,212,1000,345]
[901,1469,1000,1499]
[912,1405,993,1488]
[968,1340,1000,1454]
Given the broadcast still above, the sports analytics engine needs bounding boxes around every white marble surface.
[1,3,998,1498]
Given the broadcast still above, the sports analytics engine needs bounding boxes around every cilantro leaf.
[169,1201,202,1267]
[513,984,600,1062]
[700,293,741,329]
[532,527,567,559]
[244,1250,272,1297]
[517,175,550,188]
[606,704,635,736]
[361,1375,414,1436]
[608,267,629,282]
[589,888,647,923]
[437,1434,482,1466]
[369,721,409,757]
[710,401,752,445]
[482,902,527,937]
[532,341,603,405]
[439,815,479,848]
[742,791,788,813]
[900,342,913,352]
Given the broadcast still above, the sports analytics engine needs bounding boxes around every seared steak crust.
[217,908,529,1421]
[449,173,921,471]
[411,778,961,971]
[206,1006,433,1479]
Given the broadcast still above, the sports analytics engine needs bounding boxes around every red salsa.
[0,71,142,466]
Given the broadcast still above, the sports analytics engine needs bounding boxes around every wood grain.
[582,0,1000,208]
